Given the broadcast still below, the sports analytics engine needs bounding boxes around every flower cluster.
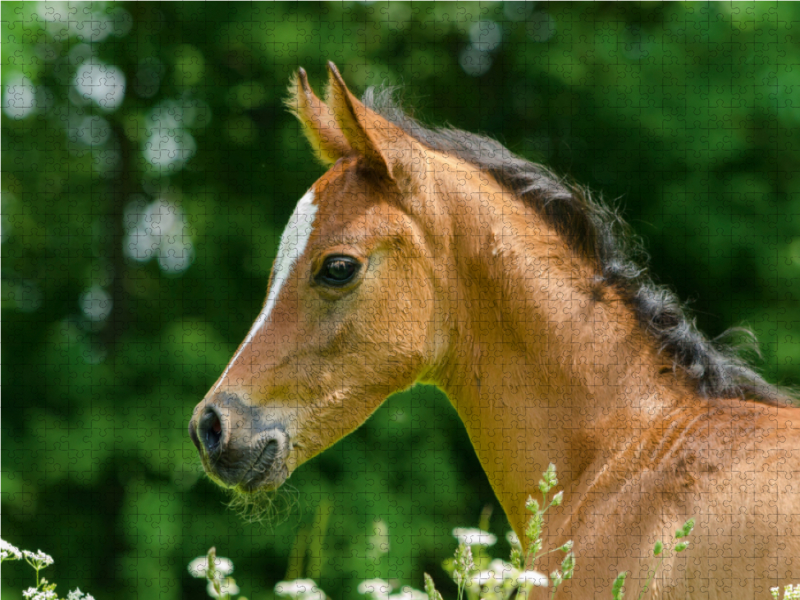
[23,589,57,600]
[1,538,95,600]
[275,578,325,600]
[188,555,234,579]
[438,490,553,600]
[772,585,800,600]
[187,547,239,599]
[1,539,22,561]
[466,557,547,599]
[452,528,497,547]
[24,550,55,570]
[358,578,394,600]
[353,577,432,600]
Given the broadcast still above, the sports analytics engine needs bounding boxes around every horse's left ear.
[285,67,352,165]
[325,62,419,182]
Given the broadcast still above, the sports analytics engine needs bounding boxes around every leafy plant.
[0,538,95,600]
[610,518,696,600]
[187,547,241,599]
[772,584,800,600]
[429,463,568,600]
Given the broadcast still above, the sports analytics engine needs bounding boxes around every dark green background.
[3,3,800,599]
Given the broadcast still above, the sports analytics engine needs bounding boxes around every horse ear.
[325,62,417,181]
[285,67,352,165]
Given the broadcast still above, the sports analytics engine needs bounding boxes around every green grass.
[3,465,796,600]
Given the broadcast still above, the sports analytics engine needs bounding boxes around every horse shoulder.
[542,402,800,598]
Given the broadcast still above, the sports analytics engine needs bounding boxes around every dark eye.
[316,256,360,286]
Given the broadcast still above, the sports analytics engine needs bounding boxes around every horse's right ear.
[285,68,352,165]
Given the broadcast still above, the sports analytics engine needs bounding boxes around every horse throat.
[427,199,689,539]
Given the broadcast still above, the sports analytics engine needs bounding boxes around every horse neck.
[424,179,691,535]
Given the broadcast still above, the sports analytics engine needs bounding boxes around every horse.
[188,63,800,598]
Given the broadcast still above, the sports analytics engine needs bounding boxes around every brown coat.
[190,64,800,598]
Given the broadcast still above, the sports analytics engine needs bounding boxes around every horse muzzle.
[188,392,291,492]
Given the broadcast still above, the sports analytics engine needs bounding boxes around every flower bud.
[653,541,663,556]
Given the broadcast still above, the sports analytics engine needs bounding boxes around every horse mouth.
[235,434,289,493]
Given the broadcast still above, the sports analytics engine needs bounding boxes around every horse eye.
[317,256,360,286]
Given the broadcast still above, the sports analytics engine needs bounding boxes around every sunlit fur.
[193,64,800,599]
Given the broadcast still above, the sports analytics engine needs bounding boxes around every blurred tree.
[3,3,799,599]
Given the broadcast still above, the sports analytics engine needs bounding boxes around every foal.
[189,63,800,598]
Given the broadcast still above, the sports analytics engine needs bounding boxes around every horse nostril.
[198,407,224,456]
[188,419,201,452]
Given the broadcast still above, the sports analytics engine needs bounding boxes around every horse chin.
[224,464,298,527]
[235,463,289,494]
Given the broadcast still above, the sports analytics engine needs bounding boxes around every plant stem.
[637,556,663,600]
[534,546,565,561]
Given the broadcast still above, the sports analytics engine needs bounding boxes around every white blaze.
[215,188,318,389]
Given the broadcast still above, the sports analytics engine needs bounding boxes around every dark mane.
[362,86,795,407]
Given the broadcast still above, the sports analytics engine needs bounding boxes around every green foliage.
[3,3,800,600]
[512,463,573,599]
[429,464,568,600]
[613,517,696,600]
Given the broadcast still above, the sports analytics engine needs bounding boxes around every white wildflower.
[387,586,427,600]
[23,550,54,569]
[506,531,520,548]
[207,577,239,598]
[22,589,57,600]
[188,555,234,578]
[0,539,22,560]
[358,578,393,600]
[67,589,96,600]
[470,560,517,595]
[452,527,497,547]
[275,578,326,600]
[487,559,517,580]
[780,584,800,600]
